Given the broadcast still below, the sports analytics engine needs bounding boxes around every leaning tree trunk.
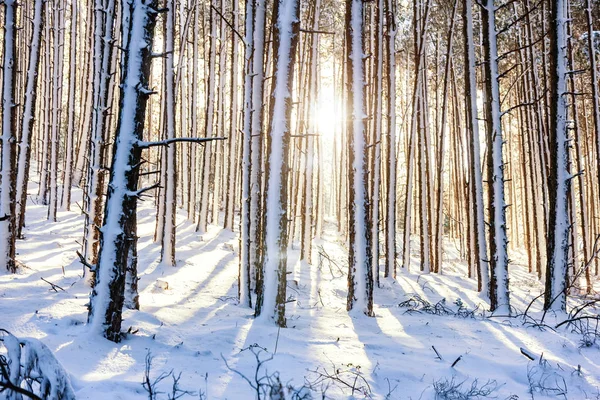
[255,0,300,327]
[346,0,374,316]
[88,0,159,342]
[482,0,510,313]
[15,0,45,240]
[544,0,570,312]
[0,0,18,274]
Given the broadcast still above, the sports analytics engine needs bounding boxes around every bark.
[482,0,509,313]
[88,0,159,341]
[15,0,45,239]
[255,0,300,327]
[346,0,374,316]
[0,0,18,273]
[544,0,570,312]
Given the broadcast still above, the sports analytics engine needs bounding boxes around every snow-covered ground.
[1,185,599,399]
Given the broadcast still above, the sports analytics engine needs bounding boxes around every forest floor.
[1,183,599,399]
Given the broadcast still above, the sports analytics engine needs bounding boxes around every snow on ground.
[1,185,599,399]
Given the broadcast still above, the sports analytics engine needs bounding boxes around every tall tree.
[15,0,45,239]
[462,0,489,293]
[0,0,18,273]
[544,0,570,312]
[88,0,160,342]
[481,0,510,313]
[255,0,300,327]
[346,0,374,316]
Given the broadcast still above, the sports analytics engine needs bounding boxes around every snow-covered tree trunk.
[60,0,78,211]
[160,0,177,266]
[239,0,254,308]
[38,15,52,205]
[544,0,570,312]
[0,0,18,274]
[224,0,240,231]
[88,0,159,341]
[212,1,227,226]
[300,0,321,265]
[188,4,199,222]
[197,4,218,234]
[250,0,266,288]
[402,0,430,273]
[482,0,509,313]
[83,0,116,273]
[48,1,65,222]
[255,0,300,327]
[346,0,373,316]
[369,0,383,284]
[462,0,489,294]
[385,0,397,278]
[433,0,457,275]
[15,0,45,240]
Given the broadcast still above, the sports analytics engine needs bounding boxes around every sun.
[314,90,340,141]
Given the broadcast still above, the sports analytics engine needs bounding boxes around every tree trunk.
[0,0,18,274]
[88,0,159,342]
[255,0,300,327]
[345,0,374,316]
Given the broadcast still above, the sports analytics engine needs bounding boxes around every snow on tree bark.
[255,0,300,327]
[385,0,397,278]
[239,0,255,308]
[160,0,177,266]
[83,0,117,276]
[88,0,158,341]
[60,0,78,211]
[249,0,267,290]
[0,0,18,274]
[300,0,321,265]
[225,0,240,231]
[462,0,489,294]
[482,0,510,313]
[197,5,218,235]
[544,0,570,312]
[15,0,45,240]
[346,0,374,316]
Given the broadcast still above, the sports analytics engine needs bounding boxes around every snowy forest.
[1,0,600,398]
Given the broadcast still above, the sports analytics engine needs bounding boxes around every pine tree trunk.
[255,0,300,327]
[160,0,177,266]
[385,0,397,278]
[88,0,159,342]
[346,0,373,316]
[15,0,45,240]
[544,0,570,312]
[482,0,510,313]
[0,0,18,274]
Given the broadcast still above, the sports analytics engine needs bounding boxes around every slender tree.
[544,0,570,312]
[346,0,374,316]
[0,0,18,273]
[255,0,300,327]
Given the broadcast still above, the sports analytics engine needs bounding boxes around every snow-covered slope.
[1,186,599,399]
